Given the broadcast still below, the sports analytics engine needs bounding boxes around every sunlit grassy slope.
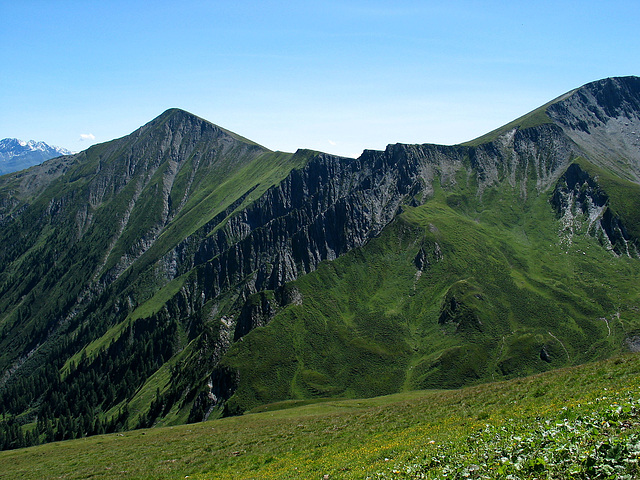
[461,88,575,147]
[222,167,640,413]
[3,352,640,479]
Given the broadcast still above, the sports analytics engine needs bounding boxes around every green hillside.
[222,163,640,413]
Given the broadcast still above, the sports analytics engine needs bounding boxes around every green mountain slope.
[1,77,640,450]
[222,158,640,412]
[0,108,302,370]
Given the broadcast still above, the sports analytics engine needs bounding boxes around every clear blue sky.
[2,1,638,158]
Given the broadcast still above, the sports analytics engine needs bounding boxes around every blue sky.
[2,1,639,158]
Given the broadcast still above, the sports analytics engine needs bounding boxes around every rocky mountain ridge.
[0,76,639,449]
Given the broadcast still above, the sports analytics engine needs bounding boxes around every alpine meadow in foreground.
[1,353,640,479]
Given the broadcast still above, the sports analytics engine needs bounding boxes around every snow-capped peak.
[0,138,73,174]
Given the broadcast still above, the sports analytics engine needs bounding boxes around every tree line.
[0,314,179,451]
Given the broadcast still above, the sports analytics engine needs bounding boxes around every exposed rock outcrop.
[547,76,640,182]
[551,162,638,256]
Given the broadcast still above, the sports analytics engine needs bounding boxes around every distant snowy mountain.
[0,138,72,175]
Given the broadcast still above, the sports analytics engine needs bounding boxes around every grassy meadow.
[2,352,640,479]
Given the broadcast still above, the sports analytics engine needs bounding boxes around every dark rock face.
[551,162,638,257]
[469,123,579,194]
[551,163,608,215]
[164,118,582,303]
[550,77,640,128]
[540,346,552,363]
[148,123,580,353]
[233,291,277,341]
[153,146,464,324]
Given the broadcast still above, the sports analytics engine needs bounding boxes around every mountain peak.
[140,108,270,151]
[551,76,640,121]
[463,76,640,178]
[155,107,202,123]
[547,75,640,181]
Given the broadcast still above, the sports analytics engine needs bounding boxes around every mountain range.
[0,138,72,175]
[0,76,639,450]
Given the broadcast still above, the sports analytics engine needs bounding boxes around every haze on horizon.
[1,0,638,159]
